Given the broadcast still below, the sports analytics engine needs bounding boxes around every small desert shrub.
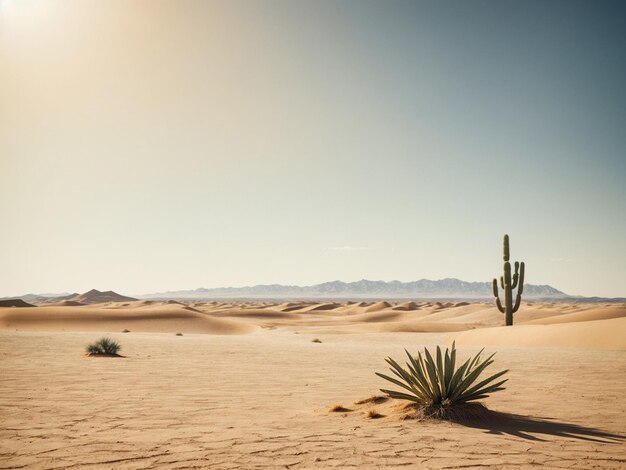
[86,337,121,356]
[311,338,322,343]
[122,329,130,333]
[376,342,507,415]
[175,332,183,336]
[367,409,383,419]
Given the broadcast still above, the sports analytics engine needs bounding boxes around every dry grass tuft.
[122,329,130,333]
[367,408,383,419]
[311,338,322,343]
[329,404,351,413]
[354,395,389,405]
[175,332,183,336]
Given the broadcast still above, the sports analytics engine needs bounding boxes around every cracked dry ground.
[1,331,624,469]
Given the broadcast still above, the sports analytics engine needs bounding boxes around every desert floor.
[1,301,625,469]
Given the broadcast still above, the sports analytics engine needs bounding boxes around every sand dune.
[0,305,256,335]
[391,301,419,311]
[360,320,473,333]
[281,304,313,312]
[365,301,392,312]
[1,300,624,349]
[416,304,486,321]
[433,307,502,326]
[510,306,572,323]
[211,308,302,321]
[305,302,342,312]
[343,310,406,323]
[452,317,626,350]
[521,305,626,325]
[275,302,309,311]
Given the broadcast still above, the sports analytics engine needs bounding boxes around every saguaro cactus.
[492,234,525,326]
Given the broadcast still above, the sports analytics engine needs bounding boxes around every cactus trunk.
[493,235,525,326]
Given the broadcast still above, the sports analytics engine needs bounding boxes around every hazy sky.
[1,0,625,297]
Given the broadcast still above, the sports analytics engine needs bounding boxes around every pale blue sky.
[1,0,625,297]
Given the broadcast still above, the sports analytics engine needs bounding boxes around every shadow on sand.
[454,410,624,443]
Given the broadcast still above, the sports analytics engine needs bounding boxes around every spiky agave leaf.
[376,342,508,406]
[404,350,434,401]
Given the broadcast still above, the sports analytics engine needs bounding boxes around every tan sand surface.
[452,317,626,350]
[1,301,625,468]
[0,305,257,335]
[521,305,626,325]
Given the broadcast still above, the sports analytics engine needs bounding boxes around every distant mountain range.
[2,281,624,304]
[0,289,137,305]
[138,279,568,300]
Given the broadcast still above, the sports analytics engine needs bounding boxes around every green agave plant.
[376,342,508,406]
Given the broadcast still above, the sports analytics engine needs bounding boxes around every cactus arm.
[511,261,519,289]
[500,276,504,289]
[493,279,505,313]
[512,263,525,313]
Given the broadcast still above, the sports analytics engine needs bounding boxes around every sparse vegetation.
[376,342,507,419]
[86,337,121,356]
[329,404,350,412]
[176,332,183,336]
[122,329,130,333]
[367,408,383,419]
[311,338,322,343]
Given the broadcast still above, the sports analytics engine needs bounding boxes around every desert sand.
[1,300,625,468]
